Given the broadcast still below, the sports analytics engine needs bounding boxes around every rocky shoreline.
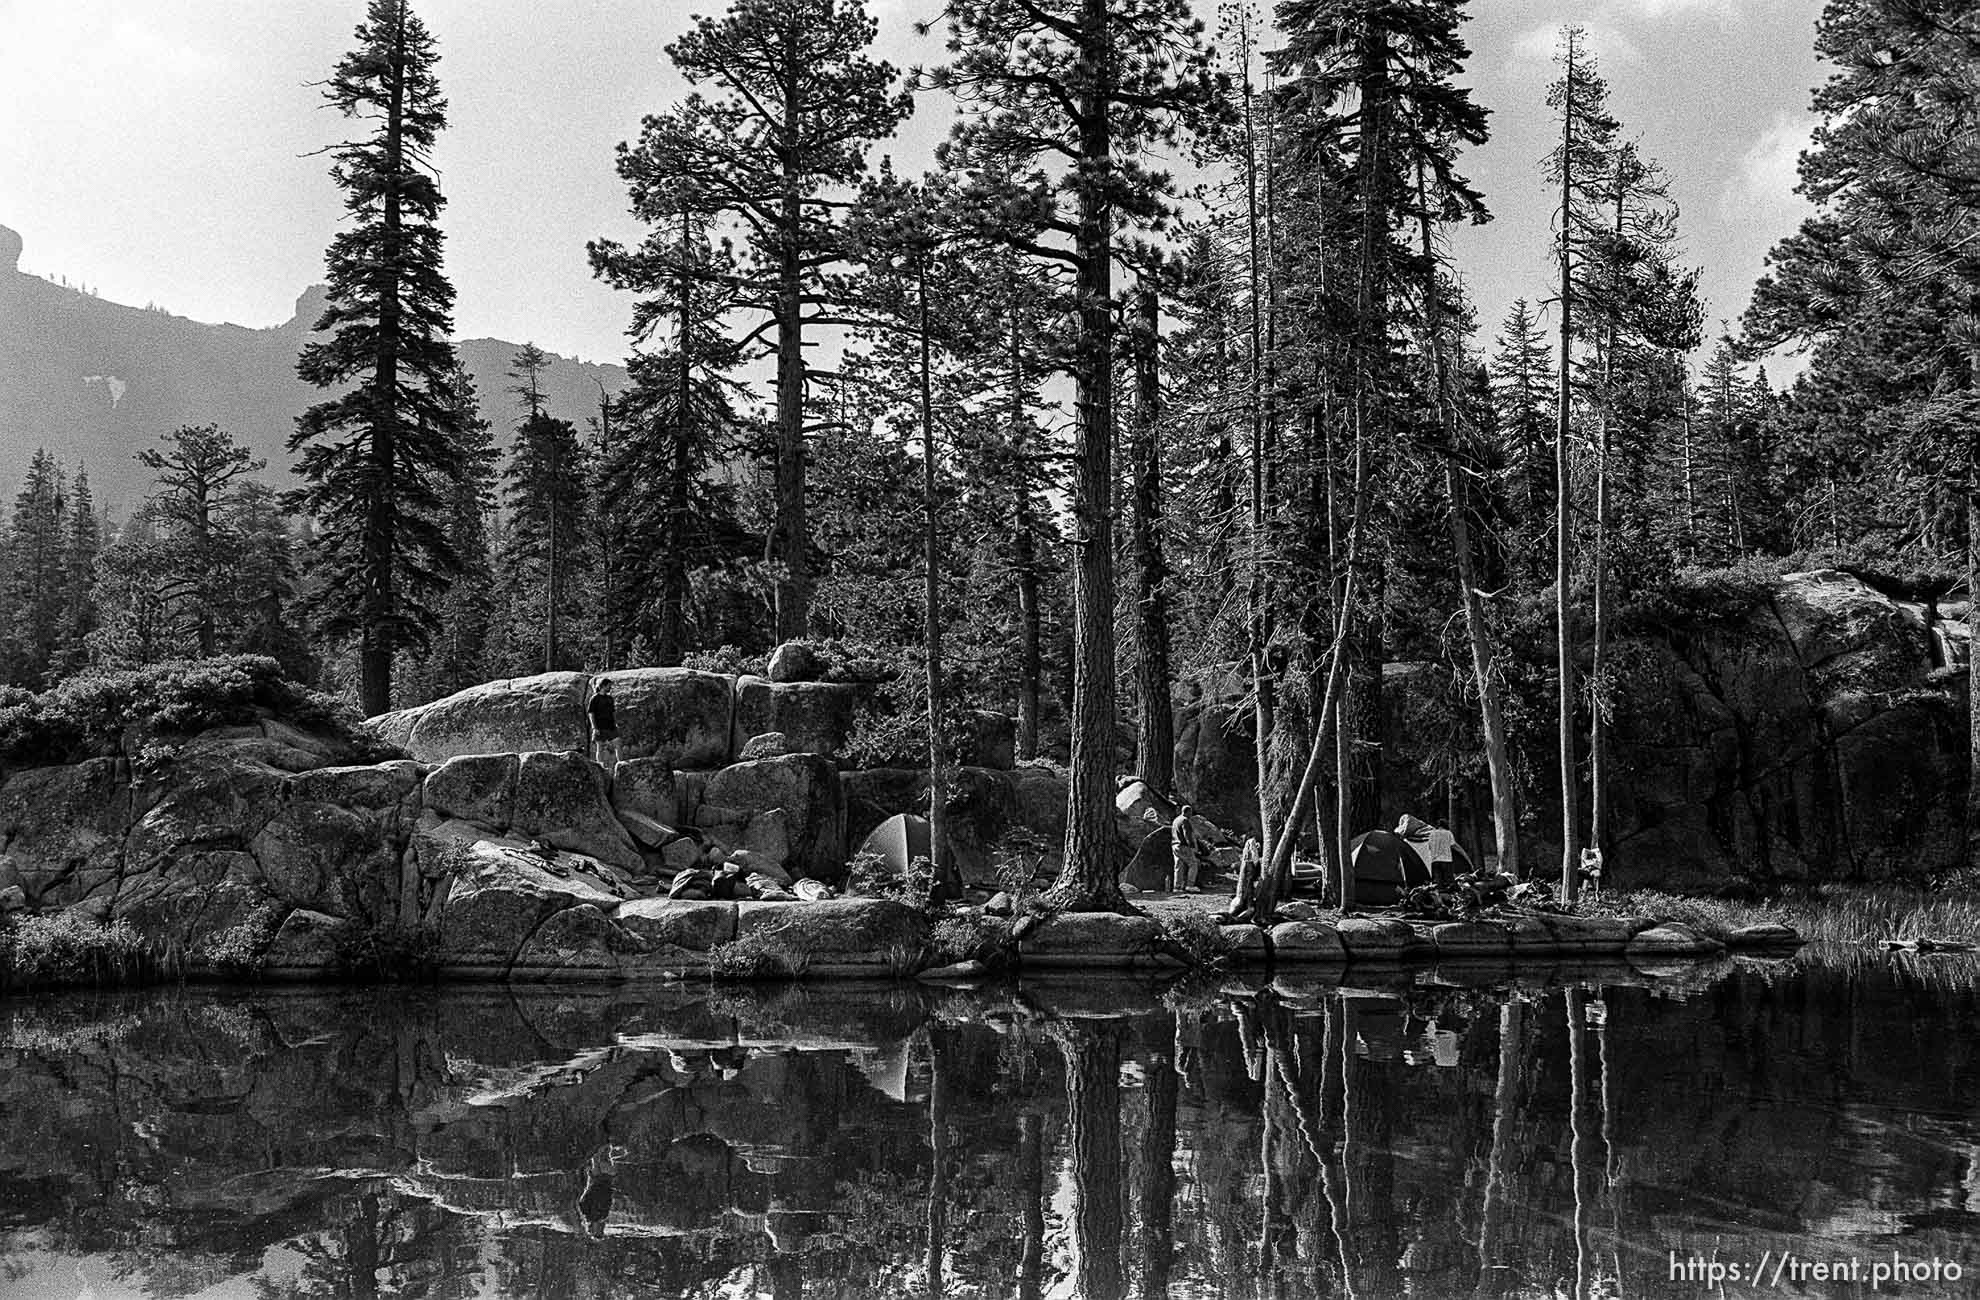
[0,646,1815,986]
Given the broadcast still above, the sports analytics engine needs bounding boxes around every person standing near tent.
[1396,812,1468,883]
[587,678,620,775]
[1171,804,1207,892]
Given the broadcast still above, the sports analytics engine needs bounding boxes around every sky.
[1,0,1826,375]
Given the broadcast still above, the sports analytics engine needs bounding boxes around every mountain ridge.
[0,223,628,510]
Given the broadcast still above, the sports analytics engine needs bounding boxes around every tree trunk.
[1044,0,1124,912]
[1473,1000,1521,1299]
[1268,405,1370,903]
[1967,341,1980,870]
[1012,297,1042,761]
[544,482,558,673]
[657,246,694,667]
[1135,1024,1179,1300]
[924,1022,948,1299]
[595,386,617,670]
[1130,284,1174,792]
[1019,1112,1046,1300]
[1240,12,1276,860]
[918,264,951,886]
[1588,404,1610,880]
[1451,463,1521,877]
[1417,167,1520,877]
[1058,1018,1126,1300]
[1679,366,1697,563]
[1555,33,1582,902]
[773,49,810,641]
[1589,178,1625,884]
[1567,987,1592,1299]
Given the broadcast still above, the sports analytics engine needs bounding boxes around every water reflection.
[3,953,1979,1298]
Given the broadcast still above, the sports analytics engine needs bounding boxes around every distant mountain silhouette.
[0,223,626,510]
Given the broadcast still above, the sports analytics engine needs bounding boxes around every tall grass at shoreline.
[0,913,178,992]
[1591,885,1980,946]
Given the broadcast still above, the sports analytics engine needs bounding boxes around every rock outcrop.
[1176,569,1970,890]
[1600,569,1965,888]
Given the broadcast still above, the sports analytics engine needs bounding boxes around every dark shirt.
[588,692,617,736]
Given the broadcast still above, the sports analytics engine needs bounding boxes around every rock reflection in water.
[2,954,1979,1298]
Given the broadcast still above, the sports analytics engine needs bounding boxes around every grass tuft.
[0,913,174,991]
[708,927,802,980]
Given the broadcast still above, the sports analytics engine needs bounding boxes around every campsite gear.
[793,878,834,902]
[1349,830,1433,906]
[1395,813,1471,883]
[1122,826,1175,892]
[746,873,796,902]
[668,868,712,900]
[856,813,963,900]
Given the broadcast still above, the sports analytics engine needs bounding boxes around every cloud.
[1507,22,1644,71]
[1721,114,1816,219]
[1610,0,1722,14]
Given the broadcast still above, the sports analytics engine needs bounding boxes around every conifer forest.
[5,0,1978,902]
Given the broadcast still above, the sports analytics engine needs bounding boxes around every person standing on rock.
[587,679,620,775]
[1172,804,1205,892]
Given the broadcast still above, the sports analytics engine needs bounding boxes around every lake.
[2,952,1977,1298]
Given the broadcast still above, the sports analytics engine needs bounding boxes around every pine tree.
[225,482,315,681]
[1489,299,1556,576]
[418,363,497,696]
[1544,25,1619,900]
[56,466,100,676]
[934,0,1225,911]
[2,450,70,685]
[290,0,464,716]
[501,345,588,674]
[609,0,911,642]
[137,424,266,657]
[591,181,749,666]
[85,507,179,670]
[1261,0,1491,902]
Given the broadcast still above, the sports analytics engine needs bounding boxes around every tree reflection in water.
[3,955,1980,1298]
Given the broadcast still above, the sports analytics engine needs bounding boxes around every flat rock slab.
[733,898,928,976]
[1220,925,1269,961]
[1018,912,1168,968]
[1269,920,1347,963]
[1335,917,1435,960]
[1426,921,1514,956]
[1728,922,1803,949]
[617,898,737,950]
[1625,923,1725,959]
[1534,914,1647,951]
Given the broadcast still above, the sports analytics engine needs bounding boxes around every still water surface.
[2,952,1978,1298]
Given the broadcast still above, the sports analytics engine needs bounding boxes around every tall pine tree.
[291,0,464,715]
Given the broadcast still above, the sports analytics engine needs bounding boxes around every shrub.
[191,904,282,978]
[847,850,934,910]
[708,927,800,980]
[1156,910,1240,971]
[927,912,1014,967]
[0,656,366,773]
[1,913,167,990]
[681,644,759,676]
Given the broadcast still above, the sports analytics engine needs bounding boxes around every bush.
[1,913,168,990]
[0,656,364,772]
[192,905,282,978]
[708,928,800,980]
[1156,910,1240,971]
[927,912,1013,966]
[847,849,935,910]
[681,644,760,676]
